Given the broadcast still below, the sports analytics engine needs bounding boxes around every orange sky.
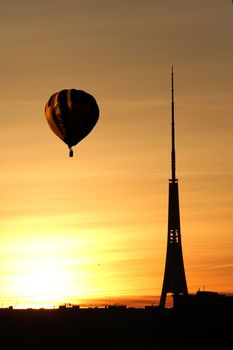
[0,0,232,308]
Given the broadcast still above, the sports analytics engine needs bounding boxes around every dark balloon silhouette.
[45,89,99,157]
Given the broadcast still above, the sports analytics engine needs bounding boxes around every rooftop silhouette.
[0,296,232,349]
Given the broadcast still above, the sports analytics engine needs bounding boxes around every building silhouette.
[160,67,188,308]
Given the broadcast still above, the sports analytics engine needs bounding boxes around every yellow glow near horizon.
[0,214,165,308]
[0,235,75,307]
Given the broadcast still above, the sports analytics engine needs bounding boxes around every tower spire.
[171,66,176,181]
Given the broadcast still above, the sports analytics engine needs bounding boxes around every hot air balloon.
[44,89,99,157]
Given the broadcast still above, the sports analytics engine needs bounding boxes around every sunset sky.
[0,0,232,308]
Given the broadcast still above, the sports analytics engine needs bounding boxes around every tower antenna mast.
[171,66,176,181]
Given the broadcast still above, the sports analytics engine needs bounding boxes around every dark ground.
[0,302,231,350]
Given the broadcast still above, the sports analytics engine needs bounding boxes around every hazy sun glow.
[0,216,164,308]
[1,235,78,308]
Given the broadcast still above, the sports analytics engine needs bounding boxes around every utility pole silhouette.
[159,67,188,308]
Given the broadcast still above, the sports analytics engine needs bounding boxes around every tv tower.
[159,67,188,308]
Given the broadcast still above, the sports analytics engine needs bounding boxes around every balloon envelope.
[45,89,99,156]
